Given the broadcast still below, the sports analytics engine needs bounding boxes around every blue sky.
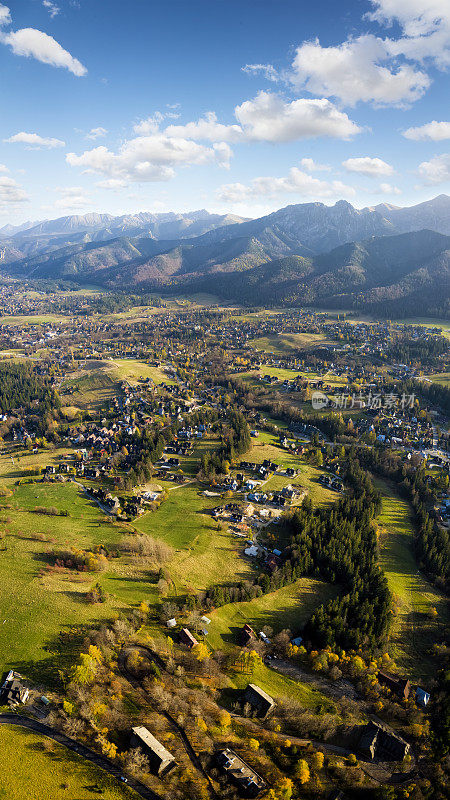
[1,0,450,223]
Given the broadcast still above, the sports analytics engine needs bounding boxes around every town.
[0,285,447,800]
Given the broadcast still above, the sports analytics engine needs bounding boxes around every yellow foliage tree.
[312,751,324,770]
[295,758,310,784]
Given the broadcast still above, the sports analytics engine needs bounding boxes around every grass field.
[0,314,70,325]
[394,318,450,339]
[108,359,176,385]
[241,366,348,387]
[375,479,449,682]
[135,483,253,593]
[0,726,136,800]
[229,659,325,709]
[249,332,332,354]
[423,372,450,387]
[207,578,337,651]
[0,480,156,678]
[62,358,175,408]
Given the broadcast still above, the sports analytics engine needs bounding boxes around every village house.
[243,683,275,719]
[130,726,175,774]
[216,748,267,797]
[0,670,29,706]
[377,670,411,700]
[179,627,198,649]
[239,623,256,646]
[358,721,410,761]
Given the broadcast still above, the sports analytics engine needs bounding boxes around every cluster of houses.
[318,473,344,492]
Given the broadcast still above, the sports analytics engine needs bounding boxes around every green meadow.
[376,479,449,681]
[0,726,136,800]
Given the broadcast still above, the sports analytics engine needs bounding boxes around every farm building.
[0,671,29,706]
[216,748,266,797]
[130,726,175,774]
[243,683,275,719]
[359,722,410,761]
[179,627,198,649]
[377,670,411,700]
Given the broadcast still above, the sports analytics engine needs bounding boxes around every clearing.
[375,478,449,682]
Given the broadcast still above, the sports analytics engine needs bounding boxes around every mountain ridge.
[1,195,449,316]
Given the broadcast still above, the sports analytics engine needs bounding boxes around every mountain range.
[1,196,450,316]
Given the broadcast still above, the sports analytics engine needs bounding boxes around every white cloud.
[0,175,29,206]
[2,28,87,76]
[133,110,180,136]
[66,135,232,183]
[0,4,11,26]
[0,164,9,173]
[284,1,450,108]
[5,131,65,148]
[165,112,243,143]
[0,5,86,76]
[234,92,361,142]
[218,167,356,204]
[403,120,450,140]
[150,94,360,145]
[378,182,402,194]
[368,1,450,38]
[417,153,450,184]
[86,127,108,140]
[300,157,331,172]
[343,156,394,177]
[96,178,128,190]
[291,35,430,107]
[42,1,60,18]
[241,63,279,82]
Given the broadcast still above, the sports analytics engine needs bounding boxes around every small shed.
[416,687,430,707]
[179,627,198,649]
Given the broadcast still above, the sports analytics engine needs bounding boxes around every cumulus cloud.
[417,153,450,184]
[0,175,29,206]
[403,120,450,140]
[283,1,450,107]
[157,94,360,145]
[234,92,361,142]
[86,127,108,140]
[291,35,430,107]
[0,164,9,173]
[0,4,11,26]
[5,131,65,148]
[0,4,86,76]
[165,112,243,143]
[218,166,356,204]
[66,136,232,183]
[68,96,361,187]
[42,1,60,18]
[343,156,394,177]
[241,63,279,82]
[367,1,450,38]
